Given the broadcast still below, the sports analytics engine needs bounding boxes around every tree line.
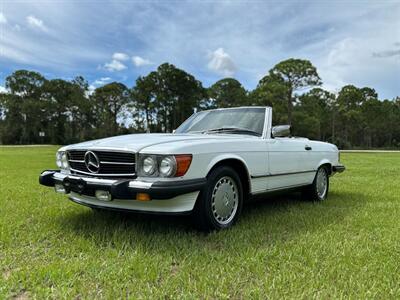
[0,59,399,149]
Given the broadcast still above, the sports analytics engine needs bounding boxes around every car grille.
[67,150,136,178]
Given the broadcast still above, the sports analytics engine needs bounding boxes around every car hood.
[63,133,253,153]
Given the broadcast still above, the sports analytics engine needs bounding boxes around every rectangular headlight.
[137,154,192,178]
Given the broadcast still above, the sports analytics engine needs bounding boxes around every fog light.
[136,193,151,201]
[95,190,112,201]
[55,184,66,194]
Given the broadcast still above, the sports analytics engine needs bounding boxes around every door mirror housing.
[272,125,291,138]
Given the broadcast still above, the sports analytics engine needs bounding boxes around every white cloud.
[26,15,48,32]
[0,12,7,24]
[315,34,400,97]
[207,48,236,77]
[132,56,152,67]
[112,52,129,61]
[372,49,400,58]
[93,77,112,85]
[86,85,96,96]
[0,85,8,93]
[104,59,127,71]
[0,3,111,70]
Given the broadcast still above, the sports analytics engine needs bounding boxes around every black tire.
[192,166,243,231]
[302,166,330,201]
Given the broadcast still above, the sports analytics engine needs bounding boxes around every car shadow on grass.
[54,189,364,249]
[240,190,364,234]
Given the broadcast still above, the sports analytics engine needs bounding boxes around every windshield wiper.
[201,127,261,137]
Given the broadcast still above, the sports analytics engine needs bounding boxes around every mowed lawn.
[1,146,399,299]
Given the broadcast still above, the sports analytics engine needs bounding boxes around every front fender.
[205,153,251,177]
[316,158,333,173]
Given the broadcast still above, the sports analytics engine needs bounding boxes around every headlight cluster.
[56,151,69,170]
[138,154,192,177]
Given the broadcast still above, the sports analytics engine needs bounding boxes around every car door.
[266,137,313,190]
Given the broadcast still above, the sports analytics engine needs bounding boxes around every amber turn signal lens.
[175,154,192,177]
[136,193,151,201]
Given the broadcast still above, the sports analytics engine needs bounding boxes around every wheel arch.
[317,159,333,175]
[206,155,251,200]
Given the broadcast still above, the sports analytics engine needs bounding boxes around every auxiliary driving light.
[95,190,112,201]
[54,184,66,194]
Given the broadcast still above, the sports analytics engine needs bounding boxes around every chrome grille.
[67,150,136,177]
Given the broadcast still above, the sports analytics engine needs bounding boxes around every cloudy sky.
[0,1,399,99]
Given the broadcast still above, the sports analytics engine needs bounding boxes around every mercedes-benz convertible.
[39,107,345,230]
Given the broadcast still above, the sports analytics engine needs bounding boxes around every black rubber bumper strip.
[112,178,207,200]
[332,165,346,173]
[39,170,59,187]
[39,170,207,200]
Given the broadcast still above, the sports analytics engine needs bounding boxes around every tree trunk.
[145,108,150,133]
[287,88,293,126]
[331,109,335,143]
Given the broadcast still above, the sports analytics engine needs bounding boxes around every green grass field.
[1,146,399,299]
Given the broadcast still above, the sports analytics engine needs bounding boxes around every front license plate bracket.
[63,177,87,194]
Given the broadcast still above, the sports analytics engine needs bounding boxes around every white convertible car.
[39,107,345,230]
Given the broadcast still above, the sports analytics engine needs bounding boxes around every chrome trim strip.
[100,161,135,165]
[128,181,153,189]
[70,168,136,177]
[53,172,118,185]
[53,173,153,190]
[251,170,316,178]
[252,183,309,195]
[68,160,135,165]
[67,148,136,154]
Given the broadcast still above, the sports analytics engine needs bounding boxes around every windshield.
[175,107,266,136]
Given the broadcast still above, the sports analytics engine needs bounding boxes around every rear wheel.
[302,166,329,201]
[193,166,243,231]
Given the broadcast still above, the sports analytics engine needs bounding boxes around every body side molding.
[250,169,316,179]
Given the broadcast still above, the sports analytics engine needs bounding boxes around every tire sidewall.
[198,166,243,230]
[313,166,329,201]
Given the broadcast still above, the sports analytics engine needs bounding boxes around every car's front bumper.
[39,170,206,213]
[332,164,346,173]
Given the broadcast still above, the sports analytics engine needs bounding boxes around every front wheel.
[302,166,330,201]
[193,166,243,231]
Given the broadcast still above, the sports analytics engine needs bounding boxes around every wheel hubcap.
[316,168,327,199]
[211,176,238,225]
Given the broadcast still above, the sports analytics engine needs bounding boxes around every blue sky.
[1,1,399,99]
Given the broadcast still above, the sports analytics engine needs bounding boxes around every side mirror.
[272,125,291,138]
